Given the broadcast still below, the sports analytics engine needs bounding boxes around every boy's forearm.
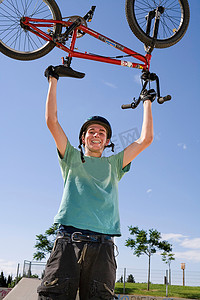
[45,77,58,125]
[140,100,153,144]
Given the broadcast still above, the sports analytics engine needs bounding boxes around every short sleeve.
[57,140,81,181]
[108,150,131,181]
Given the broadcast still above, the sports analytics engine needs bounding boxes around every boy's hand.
[44,65,59,81]
[140,89,156,103]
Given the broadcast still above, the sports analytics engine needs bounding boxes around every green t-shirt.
[54,140,131,236]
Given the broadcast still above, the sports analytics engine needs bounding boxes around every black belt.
[57,231,114,243]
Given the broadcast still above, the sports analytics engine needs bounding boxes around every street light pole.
[181,263,185,286]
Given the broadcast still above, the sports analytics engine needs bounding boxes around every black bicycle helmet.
[78,116,114,163]
[79,116,112,141]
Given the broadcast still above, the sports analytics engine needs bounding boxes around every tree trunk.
[169,267,171,285]
[147,254,151,290]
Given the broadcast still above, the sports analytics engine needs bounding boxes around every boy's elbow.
[143,134,153,147]
[147,135,154,145]
[46,115,58,129]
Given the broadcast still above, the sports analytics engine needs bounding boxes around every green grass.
[115,283,200,299]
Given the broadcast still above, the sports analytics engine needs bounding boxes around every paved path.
[3,278,80,300]
[4,278,41,300]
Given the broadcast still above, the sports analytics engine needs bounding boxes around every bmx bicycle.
[0,0,190,108]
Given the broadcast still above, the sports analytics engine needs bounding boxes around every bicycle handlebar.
[121,97,141,109]
[121,103,133,109]
[121,94,171,109]
[121,71,172,109]
[121,103,137,109]
[157,95,171,104]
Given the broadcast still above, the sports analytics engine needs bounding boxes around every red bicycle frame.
[22,17,151,71]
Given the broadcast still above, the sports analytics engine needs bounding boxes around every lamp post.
[181,263,185,286]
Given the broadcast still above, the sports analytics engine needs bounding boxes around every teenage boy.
[37,66,154,300]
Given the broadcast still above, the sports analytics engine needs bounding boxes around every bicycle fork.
[145,6,165,52]
[122,6,171,110]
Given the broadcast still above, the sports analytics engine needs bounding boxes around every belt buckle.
[71,232,83,242]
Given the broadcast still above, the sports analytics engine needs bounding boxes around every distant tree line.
[0,271,15,288]
[0,271,39,288]
[117,274,135,283]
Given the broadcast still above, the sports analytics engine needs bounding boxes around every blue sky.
[0,0,200,283]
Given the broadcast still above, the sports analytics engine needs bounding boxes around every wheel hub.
[20,17,29,31]
[157,6,165,14]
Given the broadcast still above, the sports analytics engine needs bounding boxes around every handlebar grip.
[157,95,171,104]
[121,104,133,109]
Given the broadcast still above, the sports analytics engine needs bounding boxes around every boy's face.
[82,123,110,156]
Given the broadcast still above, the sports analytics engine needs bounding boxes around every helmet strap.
[78,144,85,163]
[105,142,115,152]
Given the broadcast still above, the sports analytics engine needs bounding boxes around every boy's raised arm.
[123,93,154,168]
[45,76,67,158]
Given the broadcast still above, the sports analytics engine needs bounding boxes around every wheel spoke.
[134,0,183,40]
[0,0,55,53]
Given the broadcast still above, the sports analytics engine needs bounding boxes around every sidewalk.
[3,278,80,300]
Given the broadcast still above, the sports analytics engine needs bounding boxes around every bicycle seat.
[54,65,85,79]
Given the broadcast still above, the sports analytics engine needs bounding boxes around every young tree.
[127,274,135,283]
[161,252,175,285]
[33,224,58,261]
[125,226,172,290]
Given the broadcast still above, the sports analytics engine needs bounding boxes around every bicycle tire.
[125,0,190,49]
[0,0,62,60]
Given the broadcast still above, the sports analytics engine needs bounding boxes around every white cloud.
[162,233,188,242]
[103,81,117,88]
[175,250,200,262]
[162,234,200,250]
[161,233,200,264]
[180,238,200,249]
[146,189,152,194]
[177,143,187,150]
[0,259,18,276]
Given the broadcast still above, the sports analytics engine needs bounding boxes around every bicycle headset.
[78,116,115,163]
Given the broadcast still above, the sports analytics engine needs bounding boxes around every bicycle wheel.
[125,0,190,49]
[0,0,62,60]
